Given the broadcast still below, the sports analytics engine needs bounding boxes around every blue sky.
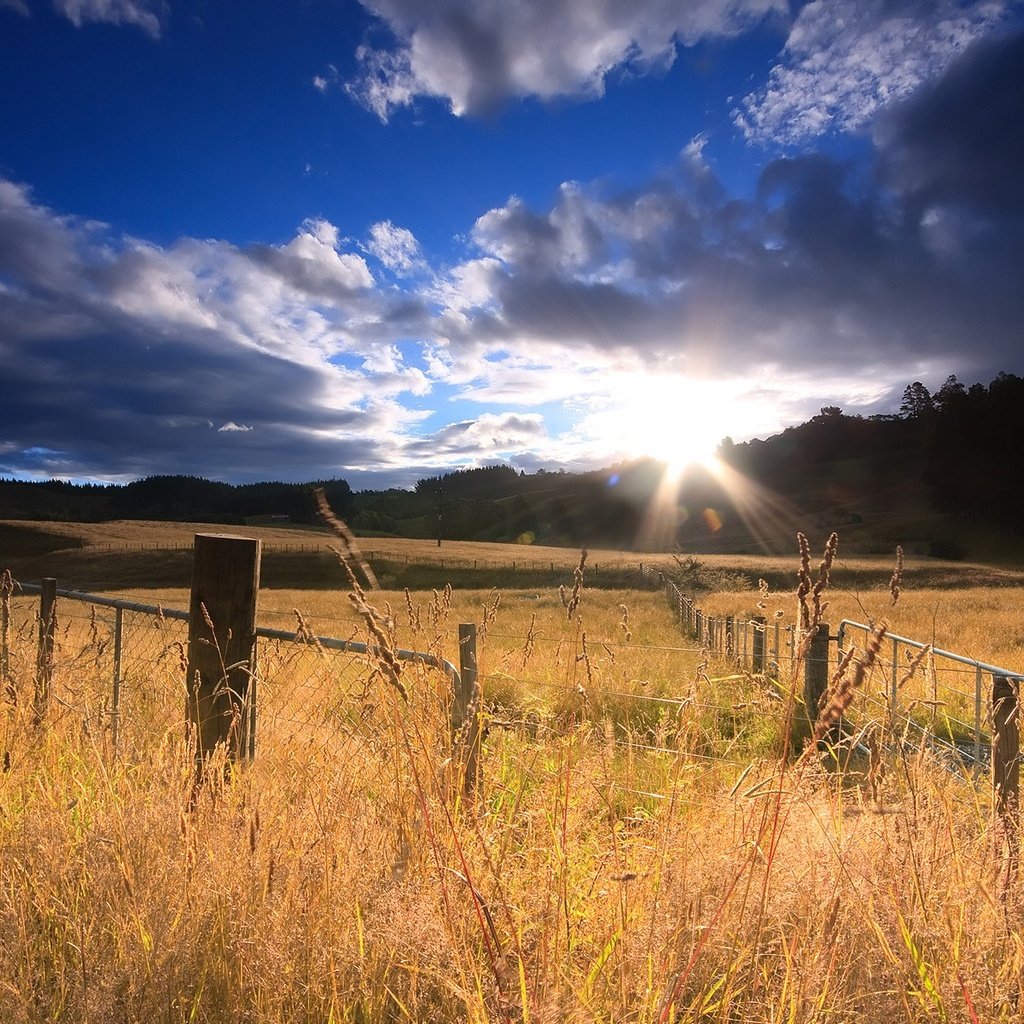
[1,0,1022,487]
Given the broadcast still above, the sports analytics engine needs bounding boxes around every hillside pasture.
[2,530,1024,1020]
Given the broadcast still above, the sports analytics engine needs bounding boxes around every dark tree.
[900,381,934,419]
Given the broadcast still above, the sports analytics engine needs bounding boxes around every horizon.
[2,1,1022,489]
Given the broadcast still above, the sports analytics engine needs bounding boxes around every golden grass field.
[2,523,1024,1021]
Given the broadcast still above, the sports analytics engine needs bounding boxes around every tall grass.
[0,553,1021,1022]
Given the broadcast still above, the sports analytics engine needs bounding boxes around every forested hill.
[0,476,356,528]
[3,372,1023,558]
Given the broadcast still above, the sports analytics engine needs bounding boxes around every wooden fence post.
[993,674,1020,881]
[34,577,57,725]
[1,569,11,698]
[456,623,481,797]
[186,535,261,763]
[804,624,832,745]
[725,616,734,660]
[752,615,766,674]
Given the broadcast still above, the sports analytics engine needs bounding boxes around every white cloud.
[0,181,440,481]
[365,220,425,275]
[736,0,1011,143]
[348,0,786,120]
[407,411,547,459]
[54,0,165,37]
[1,0,30,16]
[247,218,375,309]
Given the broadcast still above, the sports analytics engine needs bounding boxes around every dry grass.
[2,542,1024,1021]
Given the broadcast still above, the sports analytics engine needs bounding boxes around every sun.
[600,374,733,473]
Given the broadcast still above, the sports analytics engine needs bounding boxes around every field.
[1,523,1024,1021]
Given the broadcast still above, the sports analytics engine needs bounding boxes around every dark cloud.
[877,29,1024,215]
[349,0,786,119]
[0,183,426,482]
[445,37,1024,382]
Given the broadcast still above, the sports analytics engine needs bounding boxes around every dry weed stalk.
[1,569,13,702]
[429,584,453,634]
[480,589,501,640]
[348,580,408,702]
[314,486,379,590]
[566,548,587,620]
[890,544,904,605]
[576,631,594,692]
[866,724,885,802]
[404,587,421,633]
[520,612,537,669]
[896,643,931,694]
[809,621,887,748]
[796,531,838,655]
[618,604,632,643]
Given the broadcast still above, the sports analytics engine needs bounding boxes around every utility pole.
[436,481,443,548]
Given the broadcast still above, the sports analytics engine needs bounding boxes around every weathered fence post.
[752,615,766,674]
[111,606,123,757]
[974,665,984,782]
[455,623,481,797]
[34,577,57,725]
[804,624,832,745]
[695,609,704,645]
[725,616,734,660]
[186,535,261,764]
[1,569,11,697]
[993,674,1020,882]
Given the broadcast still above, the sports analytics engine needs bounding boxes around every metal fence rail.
[7,582,460,759]
[641,563,1024,780]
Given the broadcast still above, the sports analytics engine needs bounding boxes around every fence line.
[6,577,463,768]
[4,554,1021,831]
[639,563,1024,789]
[14,581,461,684]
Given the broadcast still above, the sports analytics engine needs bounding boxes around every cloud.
[876,29,1024,215]
[248,218,375,302]
[347,0,786,120]
[1,0,30,17]
[736,0,1015,144]
[53,0,166,37]
[365,220,426,276]
[4,31,1024,484]
[0,182,431,482]
[405,411,547,459]
[429,52,1024,412]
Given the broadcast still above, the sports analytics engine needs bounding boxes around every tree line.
[3,371,1022,551]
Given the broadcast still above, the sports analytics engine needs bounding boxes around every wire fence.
[1,581,461,765]
[638,564,1024,782]
[0,573,773,781]
[3,563,1021,797]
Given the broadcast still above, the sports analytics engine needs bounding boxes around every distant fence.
[642,565,1022,803]
[86,541,661,577]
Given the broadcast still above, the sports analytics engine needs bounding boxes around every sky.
[1,0,1022,488]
